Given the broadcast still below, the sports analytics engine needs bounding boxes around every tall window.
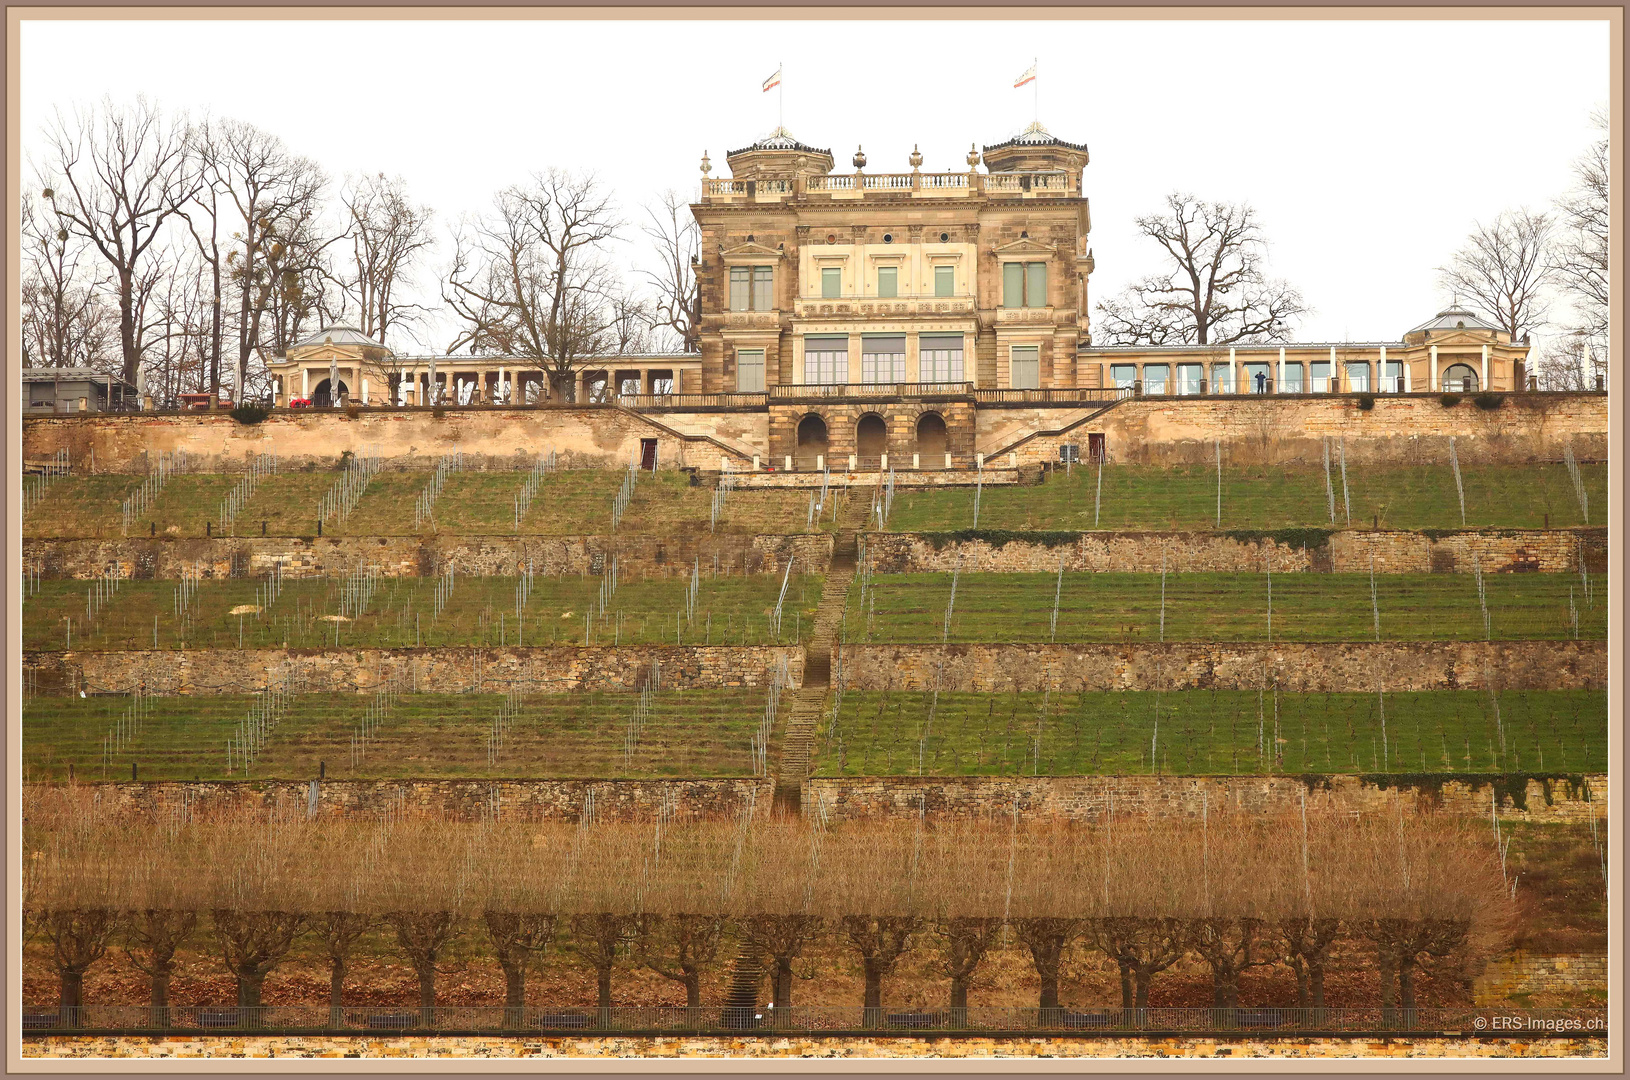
[876,266,898,298]
[821,266,842,298]
[736,350,765,393]
[803,336,848,385]
[1345,361,1370,392]
[919,334,965,384]
[730,266,774,311]
[1001,261,1048,308]
[861,335,906,384]
[934,265,955,297]
[1010,345,1040,389]
[1110,363,1138,389]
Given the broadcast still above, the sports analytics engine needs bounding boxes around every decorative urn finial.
[966,143,981,168]
[853,145,867,169]
[700,151,711,177]
[909,144,923,169]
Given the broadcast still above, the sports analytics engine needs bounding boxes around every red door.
[640,439,658,471]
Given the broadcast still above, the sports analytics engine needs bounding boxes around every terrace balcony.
[769,382,975,402]
[791,296,978,320]
[699,170,1077,204]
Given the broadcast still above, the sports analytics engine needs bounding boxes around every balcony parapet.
[792,297,978,320]
[700,170,1076,204]
[769,382,974,402]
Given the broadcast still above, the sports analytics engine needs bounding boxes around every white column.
[360,378,369,404]
[1481,345,1490,391]
[1329,347,1338,393]
[1228,347,1237,393]
[1277,347,1286,392]
[498,366,507,403]
[1429,346,1439,392]
[301,368,309,397]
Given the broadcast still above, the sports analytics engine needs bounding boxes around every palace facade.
[261,122,1535,468]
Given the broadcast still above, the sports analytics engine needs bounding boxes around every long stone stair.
[769,489,869,815]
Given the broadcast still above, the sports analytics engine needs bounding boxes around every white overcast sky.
[19,16,1611,351]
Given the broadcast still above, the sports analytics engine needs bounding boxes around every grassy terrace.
[24,574,823,651]
[885,463,1606,532]
[843,572,1604,643]
[22,690,773,781]
[21,470,850,539]
[813,689,1608,777]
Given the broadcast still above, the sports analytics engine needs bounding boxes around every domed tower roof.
[725,127,834,181]
[981,120,1089,177]
[287,323,393,361]
[1403,305,1511,345]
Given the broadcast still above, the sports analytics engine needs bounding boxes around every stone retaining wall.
[21,1033,1607,1058]
[1473,954,1608,1005]
[25,533,831,581]
[57,778,772,824]
[863,528,1605,575]
[805,774,1606,824]
[836,641,1604,693]
[26,645,803,696]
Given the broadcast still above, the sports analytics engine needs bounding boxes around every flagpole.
[779,59,784,131]
[1033,56,1038,125]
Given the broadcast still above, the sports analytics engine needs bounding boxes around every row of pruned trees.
[25,97,702,405]
[24,790,1512,1021]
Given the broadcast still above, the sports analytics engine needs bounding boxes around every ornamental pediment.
[719,240,785,259]
[992,237,1059,258]
[1429,330,1501,347]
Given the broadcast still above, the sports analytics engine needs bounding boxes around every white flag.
[762,66,782,92]
[1014,63,1036,89]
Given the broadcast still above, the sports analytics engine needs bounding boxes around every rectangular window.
[736,350,765,393]
[1001,261,1049,308]
[934,265,954,297]
[1110,364,1138,389]
[803,335,848,385]
[861,334,906,384]
[1346,361,1370,392]
[919,334,965,384]
[1010,345,1041,389]
[1211,363,1233,394]
[821,266,841,298]
[1310,361,1331,393]
[1281,362,1305,393]
[751,266,774,311]
[1177,363,1204,395]
[1144,364,1170,395]
[877,266,898,298]
[1002,262,1024,307]
[1025,262,1047,308]
[729,267,751,311]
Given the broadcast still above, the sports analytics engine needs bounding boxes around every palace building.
[262,122,1534,469]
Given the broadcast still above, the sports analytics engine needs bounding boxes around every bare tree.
[1096,192,1308,345]
[194,117,331,396]
[318,911,372,1026]
[1437,208,1555,340]
[43,909,120,1022]
[1553,110,1609,345]
[123,909,198,1021]
[636,913,725,1009]
[641,189,701,353]
[178,126,227,397]
[1278,917,1340,1014]
[1014,916,1084,1015]
[569,913,641,1023]
[342,172,435,347]
[38,96,197,385]
[20,192,117,371]
[484,911,556,1025]
[608,289,655,356]
[212,908,307,1011]
[740,913,823,1009]
[936,916,1001,1018]
[387,911,461,1025]
[841,915,919,1023]
[444,170,623,402]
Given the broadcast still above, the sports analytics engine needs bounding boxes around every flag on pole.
[763,66,782,92]
[1013,63,1036,89]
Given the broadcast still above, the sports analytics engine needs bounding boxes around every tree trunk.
[502,961,526,1028]
[1134,969,1153,1015]
[1378,947,1398,1027]
[551,370,576,403]
[118,267,138,386]
[683,971,701,1011]
[328,957,346,1028]
[1119,961,1135,1013]
[949,975,970,1014]
[1310,958,1326,1016]
[59,968,84,1024]
[862,962,883,1026]
[1398,957,1417,1027]
[596,965,613,1027]
[236,969,265,1014]
[417,963,436,1027]
[1289,956,1309,1010]
[773,957,793,1009]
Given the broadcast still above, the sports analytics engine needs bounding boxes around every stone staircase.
[769,490,869,815]
[720,941,767,1029]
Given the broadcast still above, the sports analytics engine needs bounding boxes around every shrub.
[431,406,446,419]
[1354,394,1375,411]
[337,450,354,470]
[1473,392,1503,411]
[229,404,270,425]
[344,404,361,420]
[1438,394,1462,408]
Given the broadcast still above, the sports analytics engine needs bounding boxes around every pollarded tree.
[840,915,920,1024]
[1013,917,1084,1017]
[636,913,726,1010]
[1278,917,1341,1014]
[1190,916,1275,1015]
[319,911,372,1025]
[484,911,557,1025]
[44,909,120,1023]
[569,913,641,1024]
[123,909,198,1021]
[387,911,461,1026]
[1089,916,1190,1015]
[212,908,307,1010]
[740,913,824,1009]
[936,916,1002,1017]
[1095,192,1308,346]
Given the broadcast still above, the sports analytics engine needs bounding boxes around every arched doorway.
[855,413,888,468]
[796,413,829,470]
[915,411,949,466]
[1442,363,1480,392]
[312,378,349,408]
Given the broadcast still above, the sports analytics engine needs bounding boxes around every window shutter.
[1002,263,1024,308]
[877,266,897,298]
[934,265,954,297]
[821,267,841,298]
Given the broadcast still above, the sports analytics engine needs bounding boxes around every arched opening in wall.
[1443,363,1480,393]
[915,411,949,466]
[855,412,888,468]
[311,378,348,408]
[796,413,830,470]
